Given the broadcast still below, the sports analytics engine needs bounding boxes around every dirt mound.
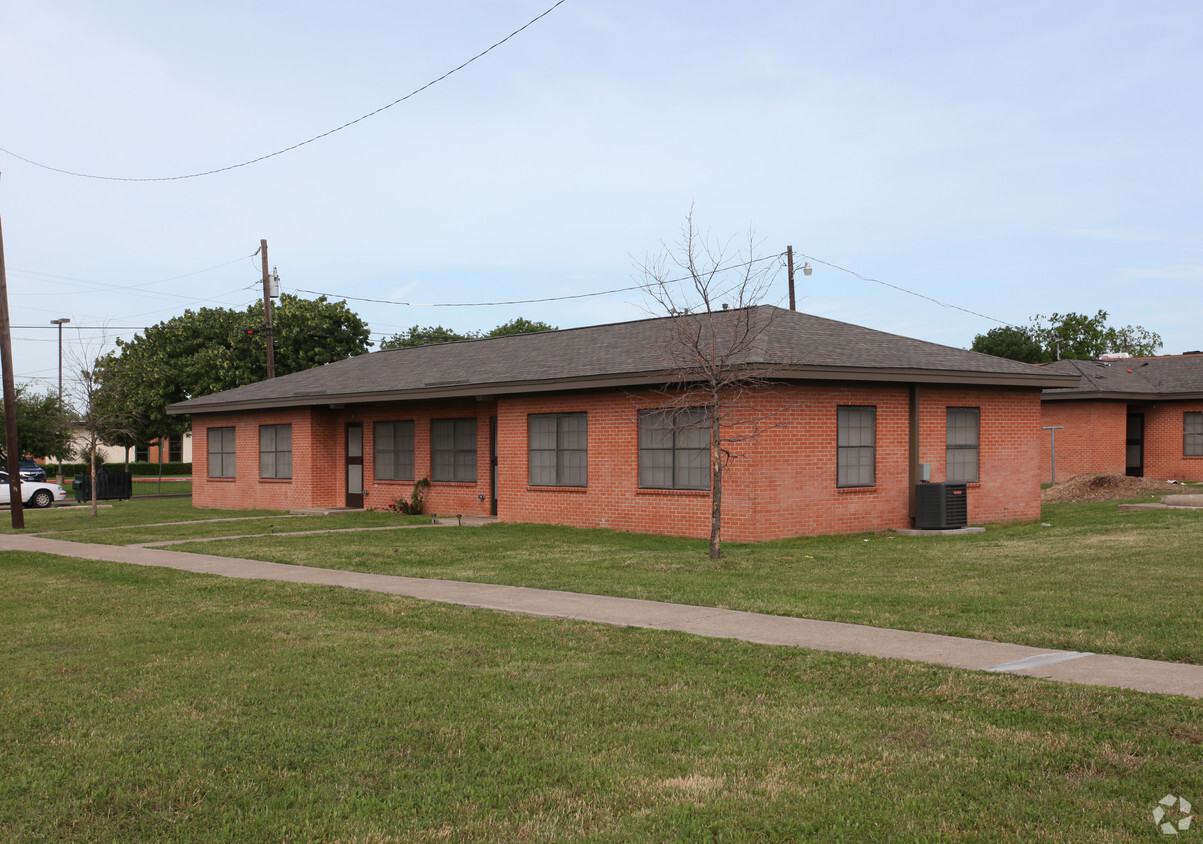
[1041,473,1195,504]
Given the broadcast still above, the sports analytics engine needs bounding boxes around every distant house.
[167,306,1075,541]
[40,429,191,468]
[1040,354,1203,482]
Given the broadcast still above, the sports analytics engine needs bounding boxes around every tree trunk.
[709,411,723,559]
[89,442,98,518]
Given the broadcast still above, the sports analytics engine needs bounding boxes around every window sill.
[430,480,478,486]
[636,487,710,497]
[259,478,292,483]
[206,477,237,482]
[837,486,877,495]
[527,485,588,493]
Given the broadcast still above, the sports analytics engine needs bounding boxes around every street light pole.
[50,318,69,484]
[51,318,69,401]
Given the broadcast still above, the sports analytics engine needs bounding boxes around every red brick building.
[168,307,1076,541]
[1040,355,1203,483]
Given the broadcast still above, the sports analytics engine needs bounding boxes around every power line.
[793,251,1013,327]
[293,254,786,309]
[0,1,570,183]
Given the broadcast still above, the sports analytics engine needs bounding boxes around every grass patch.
[139,500,1202,664]
[14,497,1203,664]
[1,553,1199,842]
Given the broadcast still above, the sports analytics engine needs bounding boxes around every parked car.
[0,471,66,508]
[19,458,46,482]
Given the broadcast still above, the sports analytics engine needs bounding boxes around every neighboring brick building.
[168,306,1076,541]
[1040,355,1203,483]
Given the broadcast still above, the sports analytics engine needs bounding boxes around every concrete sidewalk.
[3,533,1201,699]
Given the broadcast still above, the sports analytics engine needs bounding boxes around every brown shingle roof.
[168,306,1078,415]
[1042,354,1203,400]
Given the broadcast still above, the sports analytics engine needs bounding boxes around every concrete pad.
[4,533,1202,699]
[1163,494,1203,508]
[892,527,986,537]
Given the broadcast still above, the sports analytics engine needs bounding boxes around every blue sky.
[2,0,1200,395]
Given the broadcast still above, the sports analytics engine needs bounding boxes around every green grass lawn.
[2,552,1199,842]
[7,496,1203,664]
[59,499,1195,665]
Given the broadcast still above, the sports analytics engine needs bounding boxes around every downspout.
[908,384,920,524]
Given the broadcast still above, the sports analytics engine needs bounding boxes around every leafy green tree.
[970,325,1050,364]
[379,325,474,349]
[484,317,557,338]
[971,310,1162,362]
[96,295,371,440]
[0,387,73,463]
[380,318,556,350]
[1031,310,1161,360]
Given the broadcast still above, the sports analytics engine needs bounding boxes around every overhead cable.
[0,0,569,182]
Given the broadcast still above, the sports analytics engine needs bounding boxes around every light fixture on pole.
[50,318,70,400]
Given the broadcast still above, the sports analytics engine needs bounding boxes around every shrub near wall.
[48,462,193,478]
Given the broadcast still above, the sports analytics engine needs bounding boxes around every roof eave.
[168,364,1074,416]
[1042,390,1203,402]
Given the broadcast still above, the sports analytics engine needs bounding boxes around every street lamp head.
[51,318,70,326]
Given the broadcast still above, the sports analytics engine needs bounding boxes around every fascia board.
[169,365,1074,416]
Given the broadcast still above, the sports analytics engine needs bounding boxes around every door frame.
[1125,412,1144,478]
[345,422,364,508]
[489,416,498,517]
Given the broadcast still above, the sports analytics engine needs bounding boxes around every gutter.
[168,365,1079,416]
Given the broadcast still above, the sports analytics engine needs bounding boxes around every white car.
[0,471,67,508]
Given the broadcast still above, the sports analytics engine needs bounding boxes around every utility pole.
[51,318,69,486]
[787,245,796,311]
[51,318,69,400]
[260,239,275,379]
[785,245,812,312]
[0,178,24,528]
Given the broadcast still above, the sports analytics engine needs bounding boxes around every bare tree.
[67,332,133,517]
[638,211,784,559]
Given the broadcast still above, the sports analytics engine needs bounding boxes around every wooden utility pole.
[786,245,796,311]
[0,178,25,527]
[260,239,275,379]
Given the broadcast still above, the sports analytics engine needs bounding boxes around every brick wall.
[192,401,499,516]
[1039,401,1127,482]
[1142,401,1203,482]
[496,383,1044,541]
[1039,399,1203,483]
[191,383,1047,539]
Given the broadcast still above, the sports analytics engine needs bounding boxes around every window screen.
[431,418,477,482]
[207,427,235,478]
[946,407,980,483]
[638,408,709,490]
[837,406,876,488]
[529,413,587,486]
[375,421,415,480]
[1186,412,1203,457]
[259,424,292,479]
